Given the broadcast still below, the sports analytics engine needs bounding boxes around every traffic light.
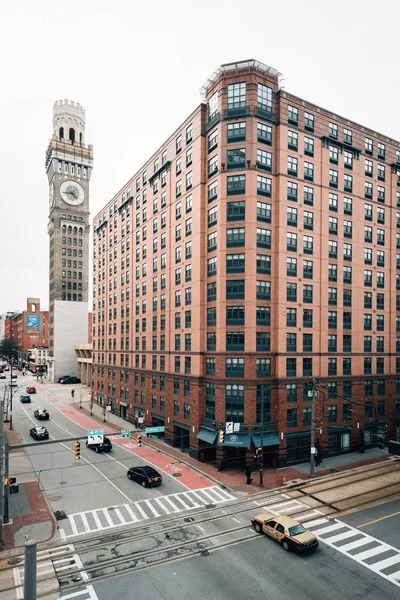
[8,477,19,494]
[136,434,142,448]
[9,477,16,485]
[74,441,81,460]
[219,430,224,444]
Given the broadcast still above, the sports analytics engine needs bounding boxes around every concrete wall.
[53,300,88,379]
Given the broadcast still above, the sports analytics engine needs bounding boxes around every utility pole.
[3,442,9,524]
[24,539,37,600]
[0,397,4,548]
[310,378,318,477]
[259,394,264,487]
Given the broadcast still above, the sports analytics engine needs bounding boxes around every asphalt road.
[91,526,396,600]
[341,499,400,550]
[6,373,191,518]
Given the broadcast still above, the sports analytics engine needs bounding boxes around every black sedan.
[34,409,50,420]
[59,376,81,384]
[127,465,162,487]
[30,426,49,440]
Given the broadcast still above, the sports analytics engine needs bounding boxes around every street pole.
[3,442,9,524]
[24,539,37,600]
[0,398,3,548]
[310,378,317,477]
[259,394,264,487]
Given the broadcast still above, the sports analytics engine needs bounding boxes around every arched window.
[59,127,64,139]
[68,226,72,234]
[62,225,66,233]
[79,227,83,235]
[79,132,82,144]
[73,227,78,235]
[67,293,71,301]
[69,128,75,144]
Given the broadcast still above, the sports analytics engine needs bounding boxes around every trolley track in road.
[1,459,399,598]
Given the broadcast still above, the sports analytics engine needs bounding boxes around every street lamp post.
[259,395,264,487]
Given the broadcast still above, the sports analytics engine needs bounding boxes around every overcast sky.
[1,0,399,314]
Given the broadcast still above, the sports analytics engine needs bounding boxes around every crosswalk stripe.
[102,509,115,527]
[92,511,103,530]
[124,503,139,522]
[312,522,345,536]
[162,496,181,513]
[325,530,360,544]
[135,502,150,520]
[198,488,221,503]
[181,492,201,508]
[303,518,330,528]
[114,508,125,524]
[81,513,91,533]
[69,516,79,536]
[369,554,400,572]
[144,498,161,517]
[351,544,388,561]
[154,497,171,514]
[338,537,372,552]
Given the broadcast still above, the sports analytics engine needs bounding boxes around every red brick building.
[6,298,49,367]
[92,59,400,468]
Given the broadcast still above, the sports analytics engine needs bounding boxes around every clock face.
[49,182,54,207]
[60,180,85,206]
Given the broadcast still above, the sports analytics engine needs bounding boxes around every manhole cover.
[8,558,22,566]
[184,517,195,523]
[172,473,182,477]
[54,510,67,521]
[205,504,216,509]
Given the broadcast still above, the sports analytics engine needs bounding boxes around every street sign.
[121,428,131,439]
[145,426,165,434]
[233,423,240,432]
[87,428,104,444]
[225,422,233,434]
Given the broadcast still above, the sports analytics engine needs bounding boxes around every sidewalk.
[2,427,55,551]
[68,385,391,496]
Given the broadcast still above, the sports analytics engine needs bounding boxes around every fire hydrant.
[281,476,287,485]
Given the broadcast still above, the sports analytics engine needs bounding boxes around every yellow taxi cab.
[251,512,318,552]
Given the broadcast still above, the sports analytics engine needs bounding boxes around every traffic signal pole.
[259,397,264,487]
[3,442,9,524]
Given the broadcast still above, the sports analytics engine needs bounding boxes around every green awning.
[252,432,280,447]
[197,427,218,444]
[222,433,251,448]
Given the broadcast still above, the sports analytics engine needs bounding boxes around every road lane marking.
[124,503,139,522]
[143,498,161,517]
[357,511,400,528]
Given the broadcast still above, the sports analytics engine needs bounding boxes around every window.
[304,162,314,181]
[287,282,297,302]
[226,332,244,351]
[257,201,271,223]
[208,155,218,177]
[365,137,373,154]
[226,279,245,299]
[343,243,352,261]
[303,260,313,279]
[287,156,298,176]
[329,193,338,211]
[329,239,337,258]
[288,130,298,150]
[303,235,313,254]
[304,211,313,230]
[208,181,218,202]
[208,92,218,120]
[287,181,298,201]
[227,253,245,273]
[344,150,353,169]
[329,122,338,138]
[287,232,297,251]
[328,287,337,306]
[207,281,217,301]
[227,148,245,169]
[328,263,337,282]
[208,205,217,226]
[257,122,272,144]
[257,280,271,300]
[304,112,314,131]
[227,175,245,195]
[207,256,217,276]
[286,333,297,352]
[227,227,245,247]
[303,309,313,328]
[257,228,271,249]
[256,254,271,274]
[329,169,338,187]
[257,358,271,378]
[365,181,372,199]
[257,83,272,112]
[287,257,297,277]
[286,308,297,327]
[227,122,246,142]
[329,145,338,164]
[227,200,246,222]
[378,142,385,160]
[257,175,272,196]
[208,129,218,151]
[257,148,272,170]
[288,105,298,125]
[286,358,296,377]
[304,137,314,156]
[227,82,246,109]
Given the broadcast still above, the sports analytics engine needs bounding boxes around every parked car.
[86,436,112,453]
[30,426,49,440]
[251,513,319,552]
[127,465,162,487]
[56,375,71,383]
[34,409,50,420]
[20,394,31,403]
[26,386,36,394]
[60,376,81,384]
[0,374,6,379]
[9,381,17,387]
[4,367,9,371]
[11,374,18,379]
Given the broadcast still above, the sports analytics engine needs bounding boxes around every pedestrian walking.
[71,389,75,400]
[245,464,253,485]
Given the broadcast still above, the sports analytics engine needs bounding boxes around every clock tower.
[45,100,93,381]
